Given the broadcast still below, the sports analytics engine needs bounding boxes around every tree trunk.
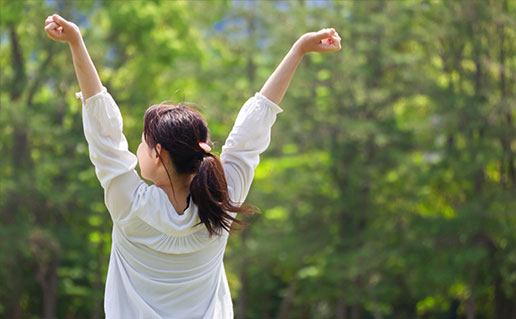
[41,257,59,319]
[8,23,26,101]
[494,273,513,319]
[448,298,459,319]
[30,230,61,319]
[336,292,347,319]
[351,301,360,319]
[276,276,297,319]
[497,11,516,188]
[91,242,105,319]
[466,295,476,319]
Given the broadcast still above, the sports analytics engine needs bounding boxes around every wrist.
[292,40,306,56]
[67,26,83,46]
[68,34,83,47]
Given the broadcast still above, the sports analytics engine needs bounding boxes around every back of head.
[143,103,254,236]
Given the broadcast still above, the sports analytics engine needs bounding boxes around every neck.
[155,173,194,195]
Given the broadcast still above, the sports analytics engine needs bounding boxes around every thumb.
[52,14,69,27]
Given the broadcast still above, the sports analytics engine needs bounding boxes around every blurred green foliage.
[1,0,515,318]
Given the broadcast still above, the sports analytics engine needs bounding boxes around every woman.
[44,13,341,318]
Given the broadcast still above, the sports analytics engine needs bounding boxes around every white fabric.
[76,87,282,319]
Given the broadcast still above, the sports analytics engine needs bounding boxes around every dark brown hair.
[143,103,254,236]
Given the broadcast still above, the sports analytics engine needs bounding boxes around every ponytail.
[144,102,255,237]
[190,152,253,236]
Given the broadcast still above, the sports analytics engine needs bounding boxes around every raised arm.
[259,28,341,105]
[44,14,103,100]
[221,28,341,207]
[44,14,145,223]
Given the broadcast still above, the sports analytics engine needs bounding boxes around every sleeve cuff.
[75,87,108,105]
[255,92,284,114]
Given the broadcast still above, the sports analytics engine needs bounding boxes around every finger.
[45,26,63,40]
[45,22,59,31]
[314,28,333,41]
[333,37,341,50]
[324,35,338,44]
[45,27,58,39]
[52,14,69,27]
[45,16,53,25]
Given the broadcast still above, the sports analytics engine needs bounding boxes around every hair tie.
[199,142,211,153]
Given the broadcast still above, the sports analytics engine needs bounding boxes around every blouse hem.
[254,92,284,114]
[75,86,108,105]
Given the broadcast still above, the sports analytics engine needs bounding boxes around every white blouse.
[76,87,282,319]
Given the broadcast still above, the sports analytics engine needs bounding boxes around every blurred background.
[1,0,515,318]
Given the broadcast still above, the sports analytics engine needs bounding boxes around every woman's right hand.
[44,14,81,44]
[295,28,342,54]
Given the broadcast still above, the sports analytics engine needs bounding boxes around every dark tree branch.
[8,23,26,101]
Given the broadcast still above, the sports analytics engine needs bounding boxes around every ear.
[152,143,163,165]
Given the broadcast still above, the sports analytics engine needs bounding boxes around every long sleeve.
[220,92,283,206]
[77,87,145,222]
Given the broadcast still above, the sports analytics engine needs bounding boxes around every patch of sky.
[45,0,98,29]
[105,47,117,68]
[30,51,37,63]
[232,0,257,10]
[306,0,352,20]
[257,37,270,50]
[71,8,91,29]
[231,0,290,11]
[0,32,8,45]
[211,14,271,50]
[423,151,442,164]
[47,0,65,12]
[306,0,333,9]
[213,17,247,34]
[276,1,290,12]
